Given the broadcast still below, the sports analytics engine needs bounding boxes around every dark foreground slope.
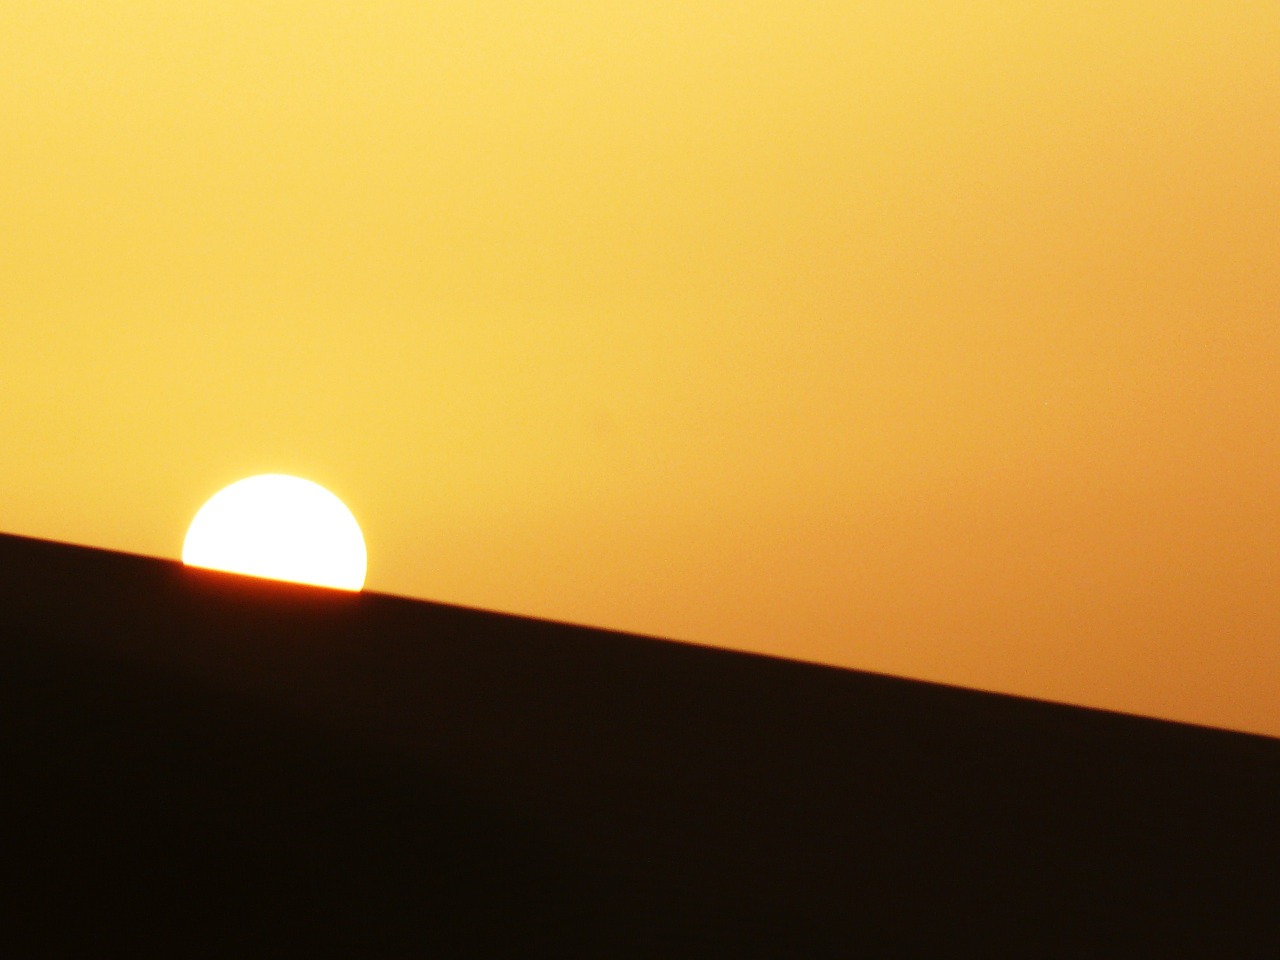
[1,532,1277,956]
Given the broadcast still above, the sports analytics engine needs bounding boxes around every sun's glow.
[182,475,367,591]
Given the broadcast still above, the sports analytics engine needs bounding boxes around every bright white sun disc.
[182,474,367,591]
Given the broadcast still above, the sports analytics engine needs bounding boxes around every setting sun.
[182,475,367,591]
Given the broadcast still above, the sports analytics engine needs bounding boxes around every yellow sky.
[3,2,1277,735]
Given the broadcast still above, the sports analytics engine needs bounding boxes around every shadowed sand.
[2,532,1277,956]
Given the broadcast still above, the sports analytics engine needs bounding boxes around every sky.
[2,2,1277,736]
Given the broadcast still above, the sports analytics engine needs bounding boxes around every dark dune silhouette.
[2,531,1277,956]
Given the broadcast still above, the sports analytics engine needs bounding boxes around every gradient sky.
[2,2,1277,736]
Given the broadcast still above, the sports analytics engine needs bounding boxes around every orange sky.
[2,2,1277,736]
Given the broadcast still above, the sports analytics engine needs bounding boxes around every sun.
[182,474,367,591]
